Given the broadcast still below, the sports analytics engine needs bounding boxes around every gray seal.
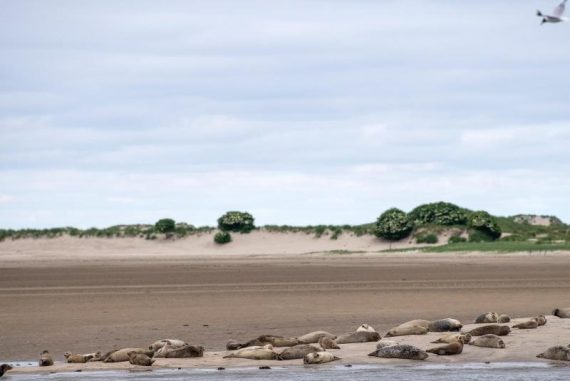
[468,325,510,336]
[553,308,570,318]
[277,344,320,360]
[428,318,462,332]
[537,346,570,361]
[128,352,155,366]
[426,342,463,355]
[475,312,499,324]
[0,364,13,378]
[469,334,505,349]
[368,344,428,360]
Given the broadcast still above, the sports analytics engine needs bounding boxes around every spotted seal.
[368,344,428,360]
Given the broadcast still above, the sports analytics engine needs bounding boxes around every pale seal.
[39,350,54,367]
[64,352,95,363]
[303,351,340,364]
[537,346,570,361]
[474,312,499,324]
[335,331,381,344]
[426,342,463,355]
[468,325,511,336]
[469,334,505,349]
[297,331,336,344]
[277,344,320,360]
[149,339,187,352]
[368,344,428,360]
[223,345,277,360]
[318,337,339,349]
[128,352,155,366]
[431,333,471,344]
[512,318,539,329]
[104,348,154,363]
[356,324,376,333]
[385,320,430,337]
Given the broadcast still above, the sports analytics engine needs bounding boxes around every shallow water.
[6,363,570,381]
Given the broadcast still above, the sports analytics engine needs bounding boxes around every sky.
[1,0,570,229]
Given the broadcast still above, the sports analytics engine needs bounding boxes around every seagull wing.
[553,0,566,17]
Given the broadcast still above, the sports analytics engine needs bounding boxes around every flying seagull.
[537,0,568,24]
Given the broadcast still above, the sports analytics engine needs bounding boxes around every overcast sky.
[1,0,570,228]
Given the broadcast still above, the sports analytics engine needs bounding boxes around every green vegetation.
[468,211,502,240]
[448,235,467,244]
[423,241,570,253]
[1,204,568,254]
[374,208,413,241]
[409,202,468,226]
[217,211,255,233]
[416,233,438,244]
[214,231,232,244]
[154,218,176,234]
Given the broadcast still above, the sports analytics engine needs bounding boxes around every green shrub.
[217,211,255,233]
[468,211,502,240]
[448,235,467,244]
[214,231,232,244]
[154,218,176,234]
[330,228,342,240]
[409,202,468,226]
[314,225,327,238]
[416,233,438,244]
[374,208,413,241]
[468,229,495,242]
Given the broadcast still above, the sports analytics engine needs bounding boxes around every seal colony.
[7,309,567,376]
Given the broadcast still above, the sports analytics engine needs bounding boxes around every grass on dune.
[381,241,570,253]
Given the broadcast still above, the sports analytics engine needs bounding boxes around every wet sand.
[1,238,569,366]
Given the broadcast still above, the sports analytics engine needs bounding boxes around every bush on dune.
[374,208,413,241]
[409,202,468,226]
[217,211,255,233]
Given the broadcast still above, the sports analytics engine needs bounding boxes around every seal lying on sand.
[431,333,471,344]
[428,318,462,332]
[553,308,570,318]
[149,339,187,352]
[356,324,376,333]
[534,315,547,326]
[469,335,505,349]
[468,325,510,336]
[0,364,13,378]
[158,344,204,358]
[385,320,430,337]
[104,348,154,363]
[426,342,463,355]
[537,346,570,361]
[335,331,380,344]
[223,345,277,360]
[368,344,428,360]
[475,312,499,324]
[318,337,339,349]
[376,340,397,349]
[498,314,511,323]
[39,350,54,366]
[128,352,155,366]
[513,319,539,329]
[297,331,336,344]
[64,352,96,363]
[277,344,320,360]
[228,335,300,349]
[303,351,340,364]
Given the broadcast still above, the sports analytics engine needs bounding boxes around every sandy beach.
[1,234,569,373]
